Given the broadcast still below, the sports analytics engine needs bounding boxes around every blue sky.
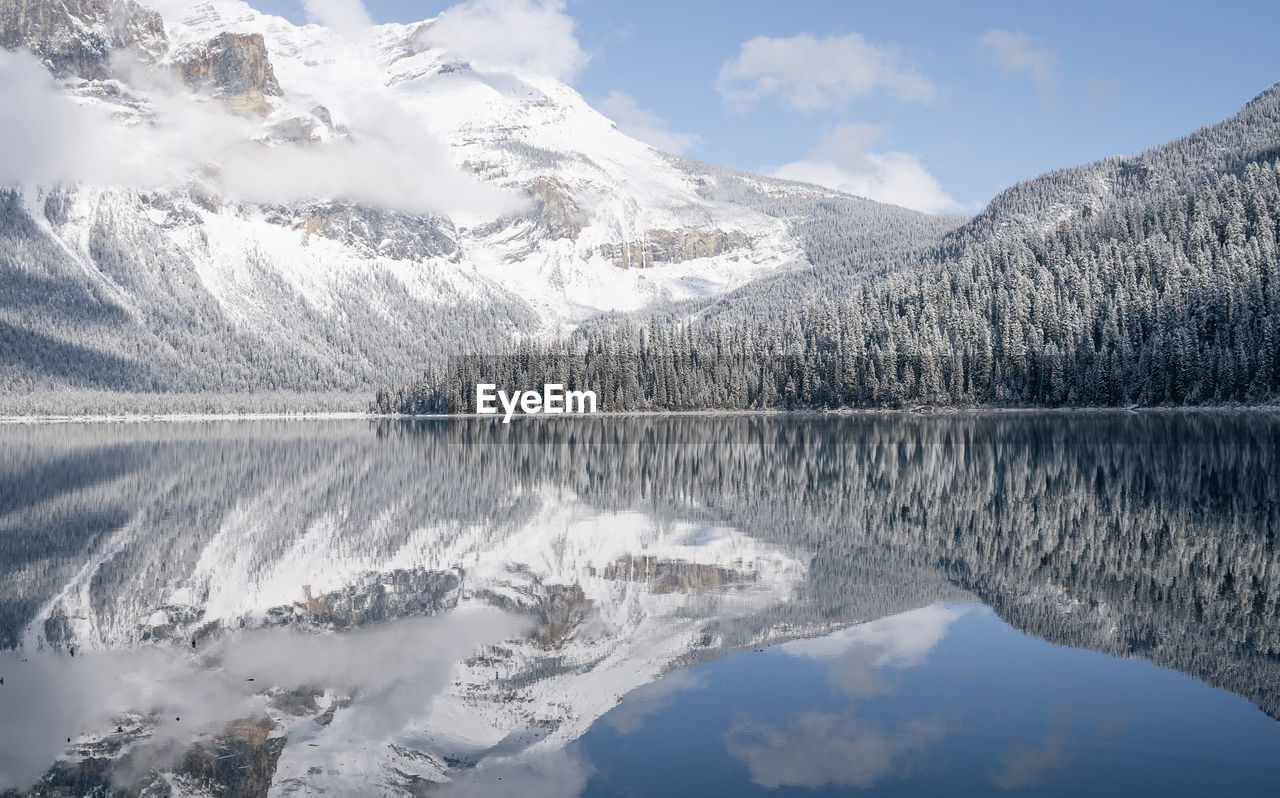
[256,0,1280,213]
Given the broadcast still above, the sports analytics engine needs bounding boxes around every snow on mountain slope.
[0,0,827,395]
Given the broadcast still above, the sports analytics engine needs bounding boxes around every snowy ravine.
[1,0,922,396]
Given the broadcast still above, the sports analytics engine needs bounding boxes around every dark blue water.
[581,605,1280,797]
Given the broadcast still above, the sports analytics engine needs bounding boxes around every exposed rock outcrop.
[263,568,462,630]
[271,203,460,261]
[601,555,755,593]
[529,176,585,240]
[177,716,288,798]
[18,715,286,797]
[594,228,751,269]
[0,0,166,80]
[266,105,334,145]
[175,31,281,115]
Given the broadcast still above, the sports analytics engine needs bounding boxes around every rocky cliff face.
[266,201,460,261]
[23,715,286,798]
[174,31,282,115]
[594,228,753,269]
[527,176,586,240]
[0,0,166,79]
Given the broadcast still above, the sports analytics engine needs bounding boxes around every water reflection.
[724,607,961,790]
[782,605,967,698]
[725,710,946,790]
[0,412,1277,795]
[0,610,523,793]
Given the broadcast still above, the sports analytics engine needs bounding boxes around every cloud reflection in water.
[0,608,525,793]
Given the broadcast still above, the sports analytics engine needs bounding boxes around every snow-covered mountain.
[0,0,950,397]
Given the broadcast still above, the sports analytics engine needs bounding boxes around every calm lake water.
[1,412,1278,796]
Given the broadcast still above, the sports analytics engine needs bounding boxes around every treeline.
[375,155,1280,413]
[0,389,369,417]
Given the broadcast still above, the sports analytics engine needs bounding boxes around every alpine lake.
[1,411,1278,796]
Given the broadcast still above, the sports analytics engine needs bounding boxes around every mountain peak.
[0,0,166,80]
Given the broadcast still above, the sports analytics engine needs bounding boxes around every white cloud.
[980,30,1059,92]
[0,50,526,219]
[595,91,703,155]
[214,93,528,217]
[988,732,1072,790]
[721,606,959,790]
[432,748,594,798]
[0,609,526,793]
[716,33,934,111]
[725,712,944,789]
[0,51,115,186]
[783,604,966,695]
[604,670,707,734]
[419,0,587,82]
[301,0,373,34]
[769,122,960,213]
[783,604,965,663]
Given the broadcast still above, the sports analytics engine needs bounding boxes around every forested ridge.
[377,83,1280,413]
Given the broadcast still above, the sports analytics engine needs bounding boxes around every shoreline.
[2,404,1277,425]
[0,411,373,425]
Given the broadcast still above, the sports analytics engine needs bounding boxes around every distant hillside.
[383,79,1280,411]
[682,79,1280,329]
[943,80,1280,251]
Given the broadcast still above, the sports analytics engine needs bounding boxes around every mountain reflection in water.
[0,412,1278,796]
